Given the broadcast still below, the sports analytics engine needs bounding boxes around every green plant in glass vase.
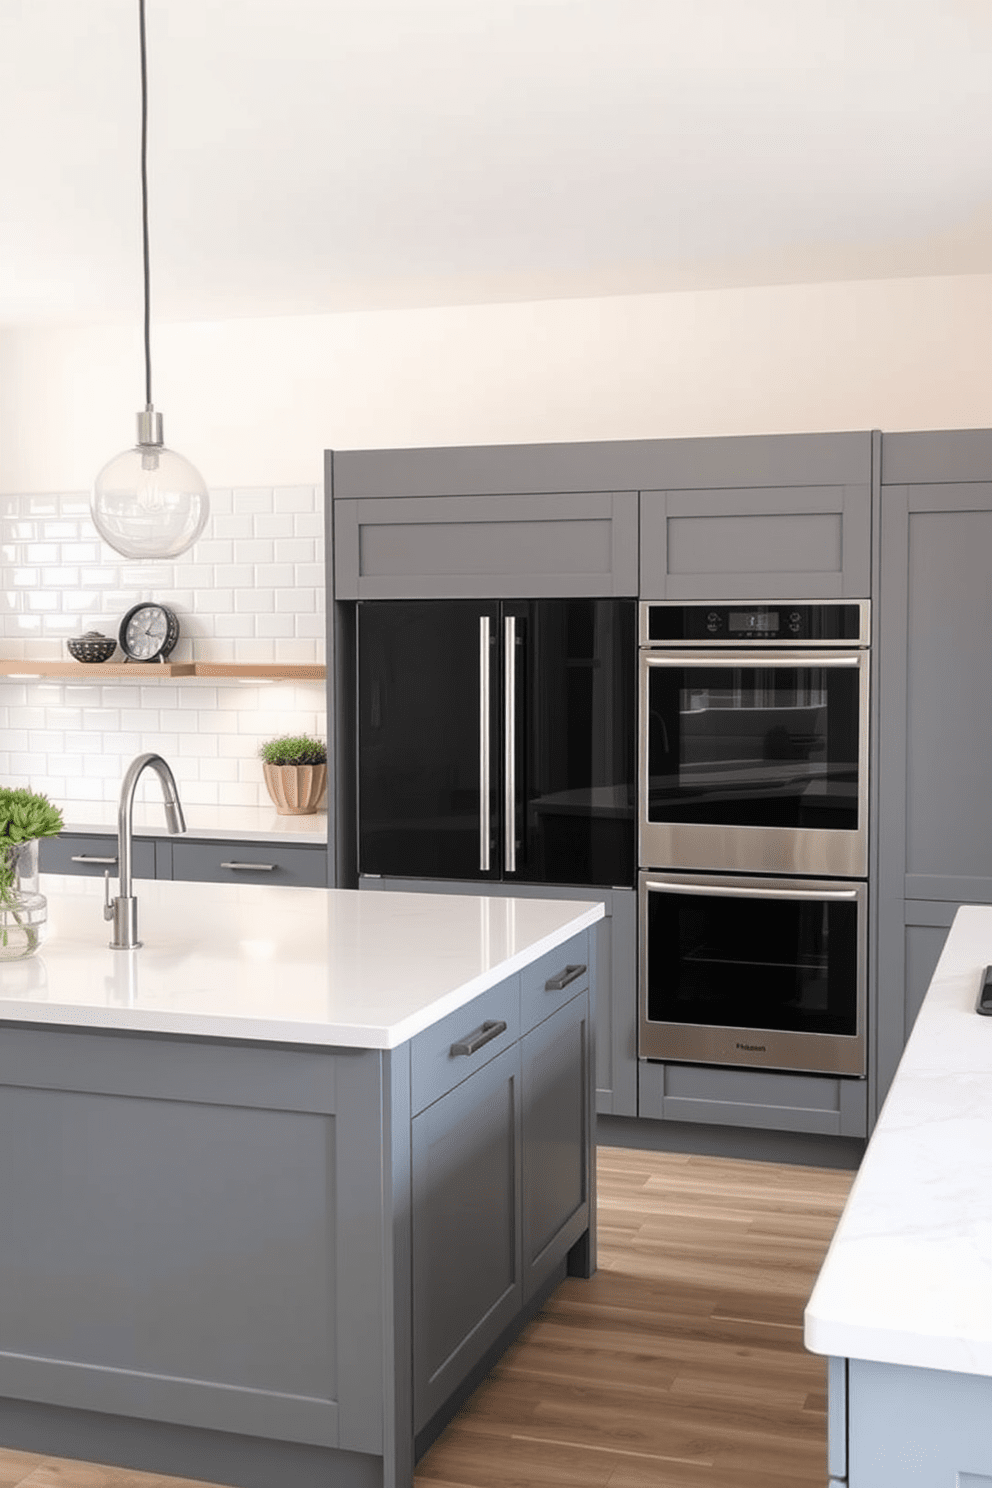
[0,787,64,957]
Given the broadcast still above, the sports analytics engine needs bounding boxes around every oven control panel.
[642,600,869,646]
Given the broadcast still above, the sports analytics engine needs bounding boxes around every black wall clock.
[119,602,180,663]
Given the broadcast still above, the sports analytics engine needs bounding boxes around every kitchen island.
[0,876,603,1488]
[804,905,992,1487]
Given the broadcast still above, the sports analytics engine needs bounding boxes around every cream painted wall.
[2,271,992,494]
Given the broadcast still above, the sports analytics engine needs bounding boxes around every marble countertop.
[804,905,992,1376]
[0,874,603,1050]
[60,803,327,845]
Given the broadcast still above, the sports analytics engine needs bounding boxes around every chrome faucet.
[105,752,186,949]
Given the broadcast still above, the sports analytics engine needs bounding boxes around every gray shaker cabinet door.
[639,484,871,600]
[521,990,591,1303]
[875,480,992,1109]
[411,1041,522,1433]
[334,491,638,599]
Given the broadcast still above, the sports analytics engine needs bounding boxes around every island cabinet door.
[411,1041,522,1433]
[521,990,591,1304]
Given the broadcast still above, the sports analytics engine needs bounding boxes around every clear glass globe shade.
[92,443,209,560]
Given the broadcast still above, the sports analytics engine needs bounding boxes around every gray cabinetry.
[634,429,873,599]
[521,989,591,1301]
[40,831,157,880]
[0,932,595,1488]
[638,1061,867,1137]
[408,927,593,1435]
[639,482,871,599]
[334,491,638,599]
[411,1041,522,1432]
[169,840,327,888]
[876,432,992,1109]
[829,1357,992,1487]
[361,876,635,1118]
[42,833,327,888]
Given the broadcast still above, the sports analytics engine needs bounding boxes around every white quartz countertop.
[804,905,992,1376]
[60,803,327,844]
[0,875,603,1050]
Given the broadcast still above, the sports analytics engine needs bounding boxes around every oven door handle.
[646,881,860,901]
[642,652,861,667]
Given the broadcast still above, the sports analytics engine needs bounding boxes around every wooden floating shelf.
[0,661,326,681]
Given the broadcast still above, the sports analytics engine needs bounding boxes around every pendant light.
[91,0,208,561]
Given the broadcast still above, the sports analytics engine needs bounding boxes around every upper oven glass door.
[639,648,869,876]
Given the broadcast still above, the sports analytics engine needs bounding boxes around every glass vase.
[0,838,47,960]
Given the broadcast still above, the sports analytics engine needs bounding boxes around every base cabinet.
[41,832,328,887]
[830,1356,992,1486]
[638,1060,868,1138]
[409,940,594,1435]
[412,1043,522,1432]
[0,930,596,1488]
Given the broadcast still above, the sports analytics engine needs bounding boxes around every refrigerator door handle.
[479,615,491,873]
[504,613,516,874]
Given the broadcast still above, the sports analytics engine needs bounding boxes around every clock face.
[119,603,179,662]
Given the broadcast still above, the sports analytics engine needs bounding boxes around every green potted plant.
[0,786,64,958]
[258,734,327,816]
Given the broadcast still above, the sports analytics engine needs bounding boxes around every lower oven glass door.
[639,872,867,1076]
[639,648,869,876]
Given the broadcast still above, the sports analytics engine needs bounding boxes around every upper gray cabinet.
[638,432,874,599]
[333,490,638,599]
[328,434,872,602]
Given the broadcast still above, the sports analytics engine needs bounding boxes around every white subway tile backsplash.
[254,563,296,590]
[213,563,255,589]
[254,513,295,539]
[294,563,324,588]
[234,590,275,614]
[274,588,316,614]
[273,486,316,513]
[274,537,316,564]
[230,488,273,515]
[2,484,325,810]
[255,615,296,639]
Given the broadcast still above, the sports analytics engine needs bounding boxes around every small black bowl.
[67,632,117,664]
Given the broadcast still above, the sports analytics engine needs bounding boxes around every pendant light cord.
[139,0,152,410]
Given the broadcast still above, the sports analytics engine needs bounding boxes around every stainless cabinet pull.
[220,861,277,872]
[545,963,587,992]
[479,614,491,872]
[504,614,516,873]
[71,854,118,865]
[450,1019,508,1057]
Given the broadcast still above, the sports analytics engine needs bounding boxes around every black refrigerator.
[357,598,636,888]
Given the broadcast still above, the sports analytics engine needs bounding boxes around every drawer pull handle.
[545,963,586,992]
[220,861,277,872]
[71,854,118,865]
[450,1019,508,1057]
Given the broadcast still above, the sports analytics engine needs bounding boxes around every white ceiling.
[2,0,992,328]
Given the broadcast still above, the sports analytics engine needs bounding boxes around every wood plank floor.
[0,1147,854,1488]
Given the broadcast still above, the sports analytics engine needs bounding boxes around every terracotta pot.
[262,761,327,816]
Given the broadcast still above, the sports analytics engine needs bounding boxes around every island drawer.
[42,832,157,880]
[520,930,590,1033]
[169,840,328,887]
[411,977,521,1114]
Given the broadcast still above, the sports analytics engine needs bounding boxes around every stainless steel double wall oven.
[638,600,870,1076]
